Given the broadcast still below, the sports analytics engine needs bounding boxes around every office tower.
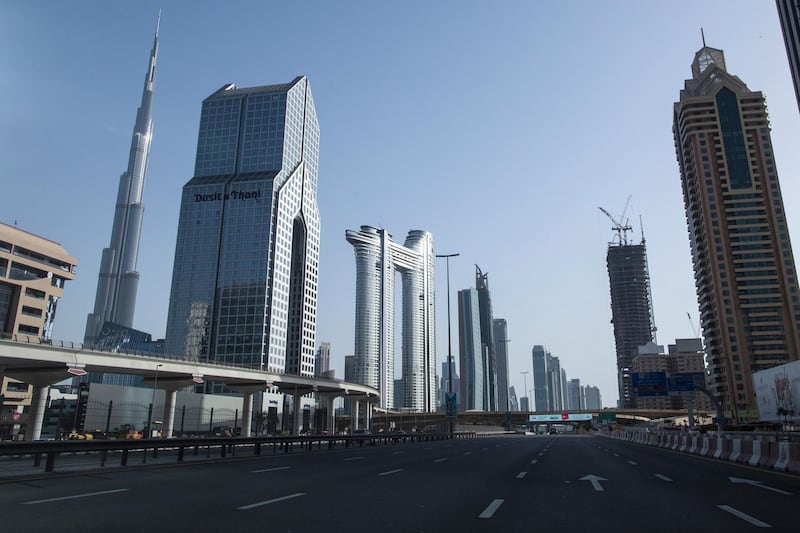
[458,287,485,410]
[0,222,77,439]
[546,353,563,410]
[777,0,800,113]
[165,76,320,388]
[567,379,582,411]
[561,368,568,410]
[315,342,330,377]
[508,386,519,411]
[606,232,655,409]
[492,318,510,411]
[85,22,159,345]
[584,385,602,410]
[520,396,530,411]
[532,345,548,411]
[346,226,436,412]
[674,45,800,421]
[475,266,497,410]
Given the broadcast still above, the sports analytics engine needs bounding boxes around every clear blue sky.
[2,1,798,408]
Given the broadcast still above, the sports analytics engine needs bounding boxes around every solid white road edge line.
[717,505,771,528]
[22,488,129,505]
[238,493,306,511]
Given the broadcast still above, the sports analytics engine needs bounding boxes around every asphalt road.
[1,434,799,532]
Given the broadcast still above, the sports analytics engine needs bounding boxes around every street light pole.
[436,252,459,437]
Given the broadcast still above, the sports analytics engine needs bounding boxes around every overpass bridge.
[0,335,379,441]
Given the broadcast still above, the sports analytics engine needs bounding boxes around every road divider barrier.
[606,430,797,475]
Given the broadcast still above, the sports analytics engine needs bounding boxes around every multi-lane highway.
[2,434,799,531]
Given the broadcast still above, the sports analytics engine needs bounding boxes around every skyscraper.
[85,21,159,345]
[532,345,548,412]
[475,266,498,410]
[674,45,800,420]
[315,342,331,377]
[346,226,436,411]
[492,318,510,411]
[606,236,655,409]
[458,287,485,410]
[546,352,563,411]
[777,0,800,113]
[165,76,320,389]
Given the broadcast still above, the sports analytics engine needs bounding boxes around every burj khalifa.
[84,20,159,345]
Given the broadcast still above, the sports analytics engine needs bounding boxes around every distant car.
[547,427,558,435]
[515,426,528,434]
[352,429,372,436]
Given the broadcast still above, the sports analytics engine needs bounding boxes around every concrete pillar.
[292,391,301,436]
[241,391,254,437]
[353,400,360,432]
[24,385,49,441]
[366,401,372,430]
[326,395,335,435]
[163,389,177,438]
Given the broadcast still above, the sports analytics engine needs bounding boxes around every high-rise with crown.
[674,45,800,421]
[165,77,320,389]
[85,21,159,345]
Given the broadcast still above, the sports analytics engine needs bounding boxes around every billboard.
[631,372,668,397]
[528,413,592,422]
[753,360,800,422]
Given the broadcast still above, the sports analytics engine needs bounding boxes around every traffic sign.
[67,367,88,376]
[445,392,457,419]
[631,372,668,397]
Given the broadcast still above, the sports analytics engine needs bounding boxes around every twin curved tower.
[346,226,436,412]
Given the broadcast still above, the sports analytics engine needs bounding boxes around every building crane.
[598,195,633,245]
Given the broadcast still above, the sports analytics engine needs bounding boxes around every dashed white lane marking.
[434,458,448,463]
[718,505,771,528]
[393,451,406,455]
[627,461,638,466]
[464,451,473,456]
[655,474,672,482]
[530,459,538,464]
[378,468,404,476]
[238,493,305,511]
[483,448,489,451]
[613,453,619,457]
[538,452,544,456]
[252,466,291,473]
[479,499,504,519]
[343,456,364,462]
[516,471,527,479]
[22,488,128,505]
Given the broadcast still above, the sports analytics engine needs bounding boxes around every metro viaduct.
[0,336,380,441]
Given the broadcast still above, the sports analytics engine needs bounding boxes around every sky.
[2,1,799,409]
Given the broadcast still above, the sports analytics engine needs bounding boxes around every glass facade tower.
[165,77,320,387]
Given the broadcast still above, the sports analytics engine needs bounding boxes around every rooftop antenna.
[701,27,706,47]
[156,9,162,35]
[639,214,646,245]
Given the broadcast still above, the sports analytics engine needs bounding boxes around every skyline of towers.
[674,45,800,421]
[164,76,321,390]
[606,237,656,409]
[85,22,159,346]
[458,286,484,410]
[346,225,437,412]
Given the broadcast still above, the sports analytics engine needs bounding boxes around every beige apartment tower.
[673,46,800,422]
[0,222,77,437]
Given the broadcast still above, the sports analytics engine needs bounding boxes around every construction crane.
[687,312,701,338]
[598,195,633,245]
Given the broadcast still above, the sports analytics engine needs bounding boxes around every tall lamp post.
[149,363,163,438]
[436,252,459,436]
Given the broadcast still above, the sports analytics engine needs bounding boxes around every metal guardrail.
[0,432,478,475]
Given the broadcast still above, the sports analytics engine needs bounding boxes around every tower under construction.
[601,205,656,408]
